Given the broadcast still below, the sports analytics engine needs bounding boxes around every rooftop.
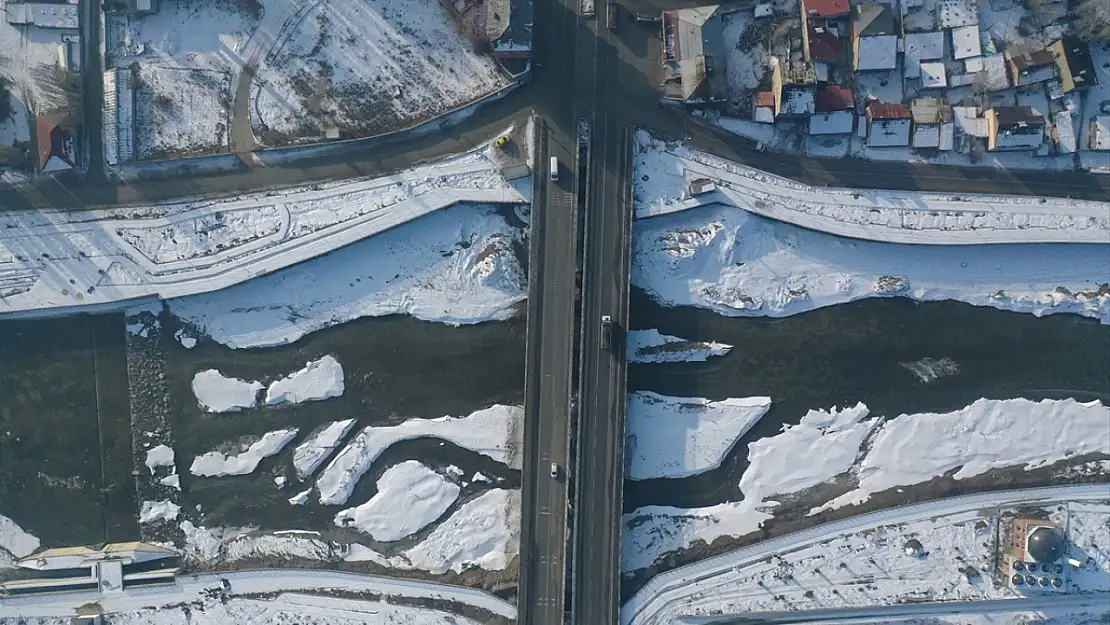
[808,27,843,63]
[952,24,981,60]
[816,85,854,111]
[868,100,912,119]
[804,0,850,18]
[989,105,1045,127]
[1048,38,1097,93]
[853,2,895,37]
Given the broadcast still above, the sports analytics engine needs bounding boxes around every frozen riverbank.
[633,203,1110,323]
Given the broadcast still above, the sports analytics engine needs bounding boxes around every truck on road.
[601,315,613,350]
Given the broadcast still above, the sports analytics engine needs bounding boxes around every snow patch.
[139,500,181,524]
[0,514,40,566]
[335,461,460,542]
[190,429,299,477]
[627,392,772,480]
[144,444,176,474]
[292,419,358,481]
[265,355,345,406]
[818,398,1110,512]
[396,488,520,574]
[159,474,181,490]
[627,329,733,363]
[316,405,521,506]
[191,370,264,413]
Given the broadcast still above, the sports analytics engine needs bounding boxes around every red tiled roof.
[804,0,850,18]
[753,91,775,108]
[816,85,854,112]
[35,113,66,170]
[808,28,843,63]
[867,100,911,119]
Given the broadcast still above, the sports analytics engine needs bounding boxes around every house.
[806,26,844,73]
[903,31,944,79]
[866,101,912,146]
[852,3,898,71]
[1047,39,1096,94]
[1090,115,1110,151]
[801,0,849,62]
[753,91,776,122]
[977,54,1011,91]
[937,0,978,29]
[951,24,981,60]
[773,60,818,118]
[4,2,79,28]
[102,0,160,14]
[809,85,855,134]
[953,105,988,138]
[1005,49,1057,88]
[35,113,77,173]
[491,0,534,76]
[911,97,953,148]
[661,6,727,102]
[920,62,947,88]
[985,106,1045,151]
[1052,111,1076,154]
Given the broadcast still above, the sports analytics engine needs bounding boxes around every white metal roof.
[951,24,981,60]
[920,62,947,88]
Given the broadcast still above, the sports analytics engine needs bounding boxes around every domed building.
[1026,525,1066,563]
[1002,517,1069,591]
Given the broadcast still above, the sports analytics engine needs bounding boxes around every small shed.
[920,62,947,88]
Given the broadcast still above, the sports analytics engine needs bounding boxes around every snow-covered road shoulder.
[635,130,1110,245]
[0,145,529,318]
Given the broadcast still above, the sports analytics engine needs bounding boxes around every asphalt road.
[567,5,637,625]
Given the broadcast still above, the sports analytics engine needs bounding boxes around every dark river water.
[625,287,1110,510]
[0,290,1106,547]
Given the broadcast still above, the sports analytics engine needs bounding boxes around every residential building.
[1091,115,1110,151]
[773,60,818,118]
[800,0,849,62]
[4,2,79,28]
[951,24,981,60]
[1052,110,1076,154]
[920,62,947,88]
[852,3,898,71]
[985,106,1045,151]
[809,85,855,134]
[977,53,1011,91]
[1005,49,1057,88]
[806,26,844,72]
[35,113,77,173]
[937,0,978,29]
[661,6,727,102]
[903,31,944,79]
[953,105,988,138]
[1047,39,1096,93]
[865,101,912,146]
[753,91,776,122]
[491,0,534,76]
[911,97,953,149]
[102,0,160,14]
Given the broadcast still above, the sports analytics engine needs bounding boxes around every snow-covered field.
[316,404,521,506]
[165,202,527,348]
[335,461,460,541]
[107,0,258,159]
[626,329,732,364]
[622,397,1110,574]
[624,488,1110,625]
[634,202,1110,323]
[133,66,231,159]
[626,391,771,480]
[250,0,510,145]
[634,131,1109,245]
[0,142,527,318]
[190,428,299,477]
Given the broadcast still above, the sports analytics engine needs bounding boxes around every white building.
[904,31,944,78]
[920,62,947,87]
[951,24,981,60]
[5,2,79,28]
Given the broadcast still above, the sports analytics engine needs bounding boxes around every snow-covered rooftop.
[1092,115,1110,151]
[914,123,941,148]
[952,24,982,59]
[1055,111,1077,154]
[903,31,945,79]
[938,0,978,28]
[868,117,912,147]
[855,35,899,71]
[808,110,855,135]
[920,61,948,88]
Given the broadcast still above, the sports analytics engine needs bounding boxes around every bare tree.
[1073,0,1110,41]
[32,64,82,128]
